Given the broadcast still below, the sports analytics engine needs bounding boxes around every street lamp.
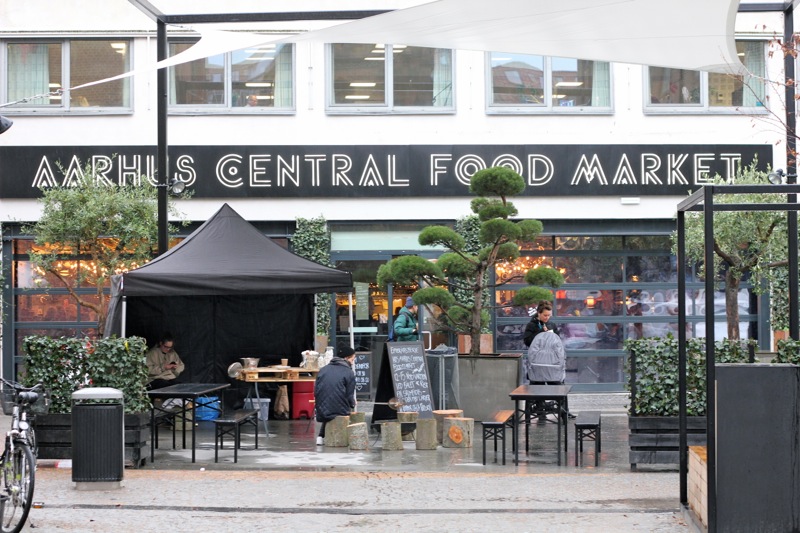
[0,116,12,134]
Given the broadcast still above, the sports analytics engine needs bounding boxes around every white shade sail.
[287,0,746,74]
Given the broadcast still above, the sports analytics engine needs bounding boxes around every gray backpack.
[525,330,565,382]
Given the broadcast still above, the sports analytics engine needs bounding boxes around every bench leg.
[214,427,220,463]
[595,426,600,466]
[501,426,506,465]
[482,427,487,465]
[575,430,579,466]
[253,416,259,449]
[234,424,240,463]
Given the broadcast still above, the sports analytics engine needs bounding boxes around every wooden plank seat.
[480,409,516,465]
[574,411,602,466]
[213,409,259,463]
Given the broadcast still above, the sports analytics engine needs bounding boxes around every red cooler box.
[291,382,315,419]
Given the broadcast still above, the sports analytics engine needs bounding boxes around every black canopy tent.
[104,203,353,384]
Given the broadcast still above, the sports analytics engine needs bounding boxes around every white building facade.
[0,1,788,390]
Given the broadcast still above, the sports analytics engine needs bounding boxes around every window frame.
[326,43,455,115]
[167,39,296,115]
[486,52,614,115]
[643,38,769,115]
[1,37,133,115]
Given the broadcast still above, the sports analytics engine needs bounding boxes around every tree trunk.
[415,418,438,450]
[725,270,741,339]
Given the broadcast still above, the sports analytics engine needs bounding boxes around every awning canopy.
[131,0,753,74]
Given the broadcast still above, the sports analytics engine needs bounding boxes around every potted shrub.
[22,335,151,467]
[625,336,754,469]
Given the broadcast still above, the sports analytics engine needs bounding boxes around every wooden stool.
[574,411,601,466]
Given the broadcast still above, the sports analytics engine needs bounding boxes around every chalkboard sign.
[354,351,371,400]
[373,341,434,422]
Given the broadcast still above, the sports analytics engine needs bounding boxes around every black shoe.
[567,412,577,419]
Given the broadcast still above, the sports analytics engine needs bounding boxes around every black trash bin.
[71,387,124,485]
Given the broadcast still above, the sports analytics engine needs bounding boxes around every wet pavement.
[22,394,692,532]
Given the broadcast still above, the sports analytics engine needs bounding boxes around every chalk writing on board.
[354,352,370,396]
[387,343,433,416]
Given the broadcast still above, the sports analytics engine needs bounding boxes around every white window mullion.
[386,45,394,109]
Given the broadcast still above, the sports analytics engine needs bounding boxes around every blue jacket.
[314,357,356,422]
[393,307,418,341]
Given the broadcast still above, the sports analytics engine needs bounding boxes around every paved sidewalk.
[18,393,692,532]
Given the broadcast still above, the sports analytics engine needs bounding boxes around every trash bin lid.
[72,387,124,400]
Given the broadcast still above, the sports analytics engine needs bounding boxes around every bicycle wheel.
[0,440,35,533]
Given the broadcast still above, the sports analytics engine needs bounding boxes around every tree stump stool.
[415,418,438,450]
[398,411,418,441]
[381,421,404,451]
[443,417,474,448]
[348,422,369,450]
[349,412,366,424]
[433,409,463,444]
[324,415,351,447]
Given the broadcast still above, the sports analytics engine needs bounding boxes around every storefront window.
[556,255,623,283]
[169,42,294,109]
[6,40,131,110]
[330,44,453,110]
[489,53,611,110]
[646,40,766,110]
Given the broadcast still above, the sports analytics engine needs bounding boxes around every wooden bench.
[213,409,259,463]
[574,411,601,466]
[480,409,515,465]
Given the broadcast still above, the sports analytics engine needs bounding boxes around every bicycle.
[0,378,48,533]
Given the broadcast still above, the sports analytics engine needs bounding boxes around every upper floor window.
[329,44,453,112]
[646,40,766,111]
[168,42,293,111]
[4,39,131,111]
[488,52,611,113]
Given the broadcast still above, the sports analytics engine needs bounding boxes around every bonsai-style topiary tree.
[377,166,564,355]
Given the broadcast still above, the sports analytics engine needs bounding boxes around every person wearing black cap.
[313,346,357,446]
[393,296,419,341]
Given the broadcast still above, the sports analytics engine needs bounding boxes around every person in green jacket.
[393,297,419,341]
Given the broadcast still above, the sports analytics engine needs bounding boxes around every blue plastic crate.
[194,396,220,421]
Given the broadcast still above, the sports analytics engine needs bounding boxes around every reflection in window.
[330,44,453,110]
[647,40,766,109]
[7,40,131,109]
[169,42,293,109]
[565,356,624,384]
[626,255,675,282]
[489,53,611,110]
[556,255,623,283]
[495,256,554,284]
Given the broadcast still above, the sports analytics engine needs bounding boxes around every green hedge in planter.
[625,336,755,417]
[22,335,150,414]
[774,338,800,364]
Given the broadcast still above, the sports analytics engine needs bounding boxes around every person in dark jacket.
[314,346,357,445]
[393,297,418,341]
[522,300,574,419]
[523,300,559,348]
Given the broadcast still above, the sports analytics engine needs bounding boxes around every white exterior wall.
[0,1,790,225]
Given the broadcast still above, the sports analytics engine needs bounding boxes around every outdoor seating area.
[142,395,631,471]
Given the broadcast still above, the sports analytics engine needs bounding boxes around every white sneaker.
[316,436,324,446]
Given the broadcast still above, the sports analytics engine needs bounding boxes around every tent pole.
[121,296,127,338]
[314,294,319,350]
[348,292,355,349]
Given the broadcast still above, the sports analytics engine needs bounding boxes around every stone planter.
[33,412,150,468]
[628,416,706,470]
[457,334,494,355]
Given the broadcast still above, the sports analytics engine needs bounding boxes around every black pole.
[785,4,799,341]
[704,185,717,533]
[677,211,688,505]
[157,19,169,256]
